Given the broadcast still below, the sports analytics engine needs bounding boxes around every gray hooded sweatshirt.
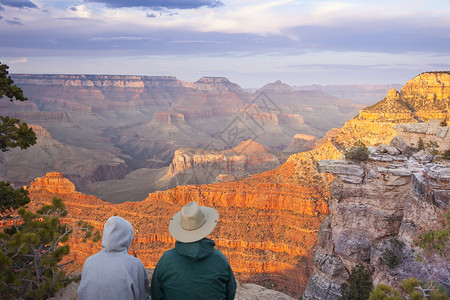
[78,216,149,300]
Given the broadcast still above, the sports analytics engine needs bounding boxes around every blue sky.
[1,0,450,87]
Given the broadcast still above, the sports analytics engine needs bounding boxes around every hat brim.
[169,206,219,243]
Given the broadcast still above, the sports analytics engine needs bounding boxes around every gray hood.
[78,216,150,300]
[101,216,134,252]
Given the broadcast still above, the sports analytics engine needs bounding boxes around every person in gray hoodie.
[78,216,149,300]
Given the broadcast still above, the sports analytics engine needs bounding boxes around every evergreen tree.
[0,62,35,215]
[417,138,425,151]
[0,181,30,217]
[0,197,100,299]
[0,62,36,152]
[341,263,374,300]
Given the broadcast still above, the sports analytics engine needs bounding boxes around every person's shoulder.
[124,253,146,265]
[83,250,102,264]
[158,248,176,261]
[211,249,231,265]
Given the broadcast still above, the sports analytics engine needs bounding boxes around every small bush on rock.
[345,141,369,162]
[340,263,373,300]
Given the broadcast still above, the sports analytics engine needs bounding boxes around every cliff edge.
[303,140,449,299]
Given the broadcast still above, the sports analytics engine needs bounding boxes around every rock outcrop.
[165,139,281,186]
[284,134,317,153]
[360,72,450,123]
[303,143,449,299]
[395,119,450,150]
[311,72,450,155]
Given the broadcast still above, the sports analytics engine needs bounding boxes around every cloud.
[84,0,224,9]
[90,36,155,42]
[10,57,28,63]
[146,12,157,18]
[5,17,23,25]
[0,0,37,9]
[170,40,231,44]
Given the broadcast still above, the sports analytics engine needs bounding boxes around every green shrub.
[340,263,373,300]
[382,238,405,269]
[425,141,440,156]
[345,141,369,162]
[368,284,401,300]
[417,138,425,151]
[414,212,449,256]
[442,150,450,160]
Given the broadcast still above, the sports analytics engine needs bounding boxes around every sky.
[1,0,450,88]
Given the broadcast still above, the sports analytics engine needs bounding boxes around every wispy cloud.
[0,0,37,9]
[10,57,28,63]
[84,0,224,9]
[90,36,156,42]
[169,40,231,44]
[5,17,23,25]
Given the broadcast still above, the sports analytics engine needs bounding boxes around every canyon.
[1,71,449,298]
[1,74,365,202]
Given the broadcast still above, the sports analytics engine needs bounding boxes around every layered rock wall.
[303,147,449,299]
[395,119,450,150]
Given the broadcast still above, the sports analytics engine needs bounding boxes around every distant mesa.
[257,80,293,93]
[232,139,268,154]
[191,76,244,94]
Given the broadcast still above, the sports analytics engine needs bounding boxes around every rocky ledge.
[50,269,296,300]
[303,138,449,299]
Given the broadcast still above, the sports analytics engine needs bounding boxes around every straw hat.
[169,201,219,243]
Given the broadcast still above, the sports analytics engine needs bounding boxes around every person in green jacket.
[151,201,236,300]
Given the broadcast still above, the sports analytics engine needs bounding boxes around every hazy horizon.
[1,0,450,88]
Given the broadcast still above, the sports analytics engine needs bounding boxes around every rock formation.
[395,119,450,150]
[164,139,281,186]
[303,143,449,299]
[284,134,318,153]
[311,72,450,155]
